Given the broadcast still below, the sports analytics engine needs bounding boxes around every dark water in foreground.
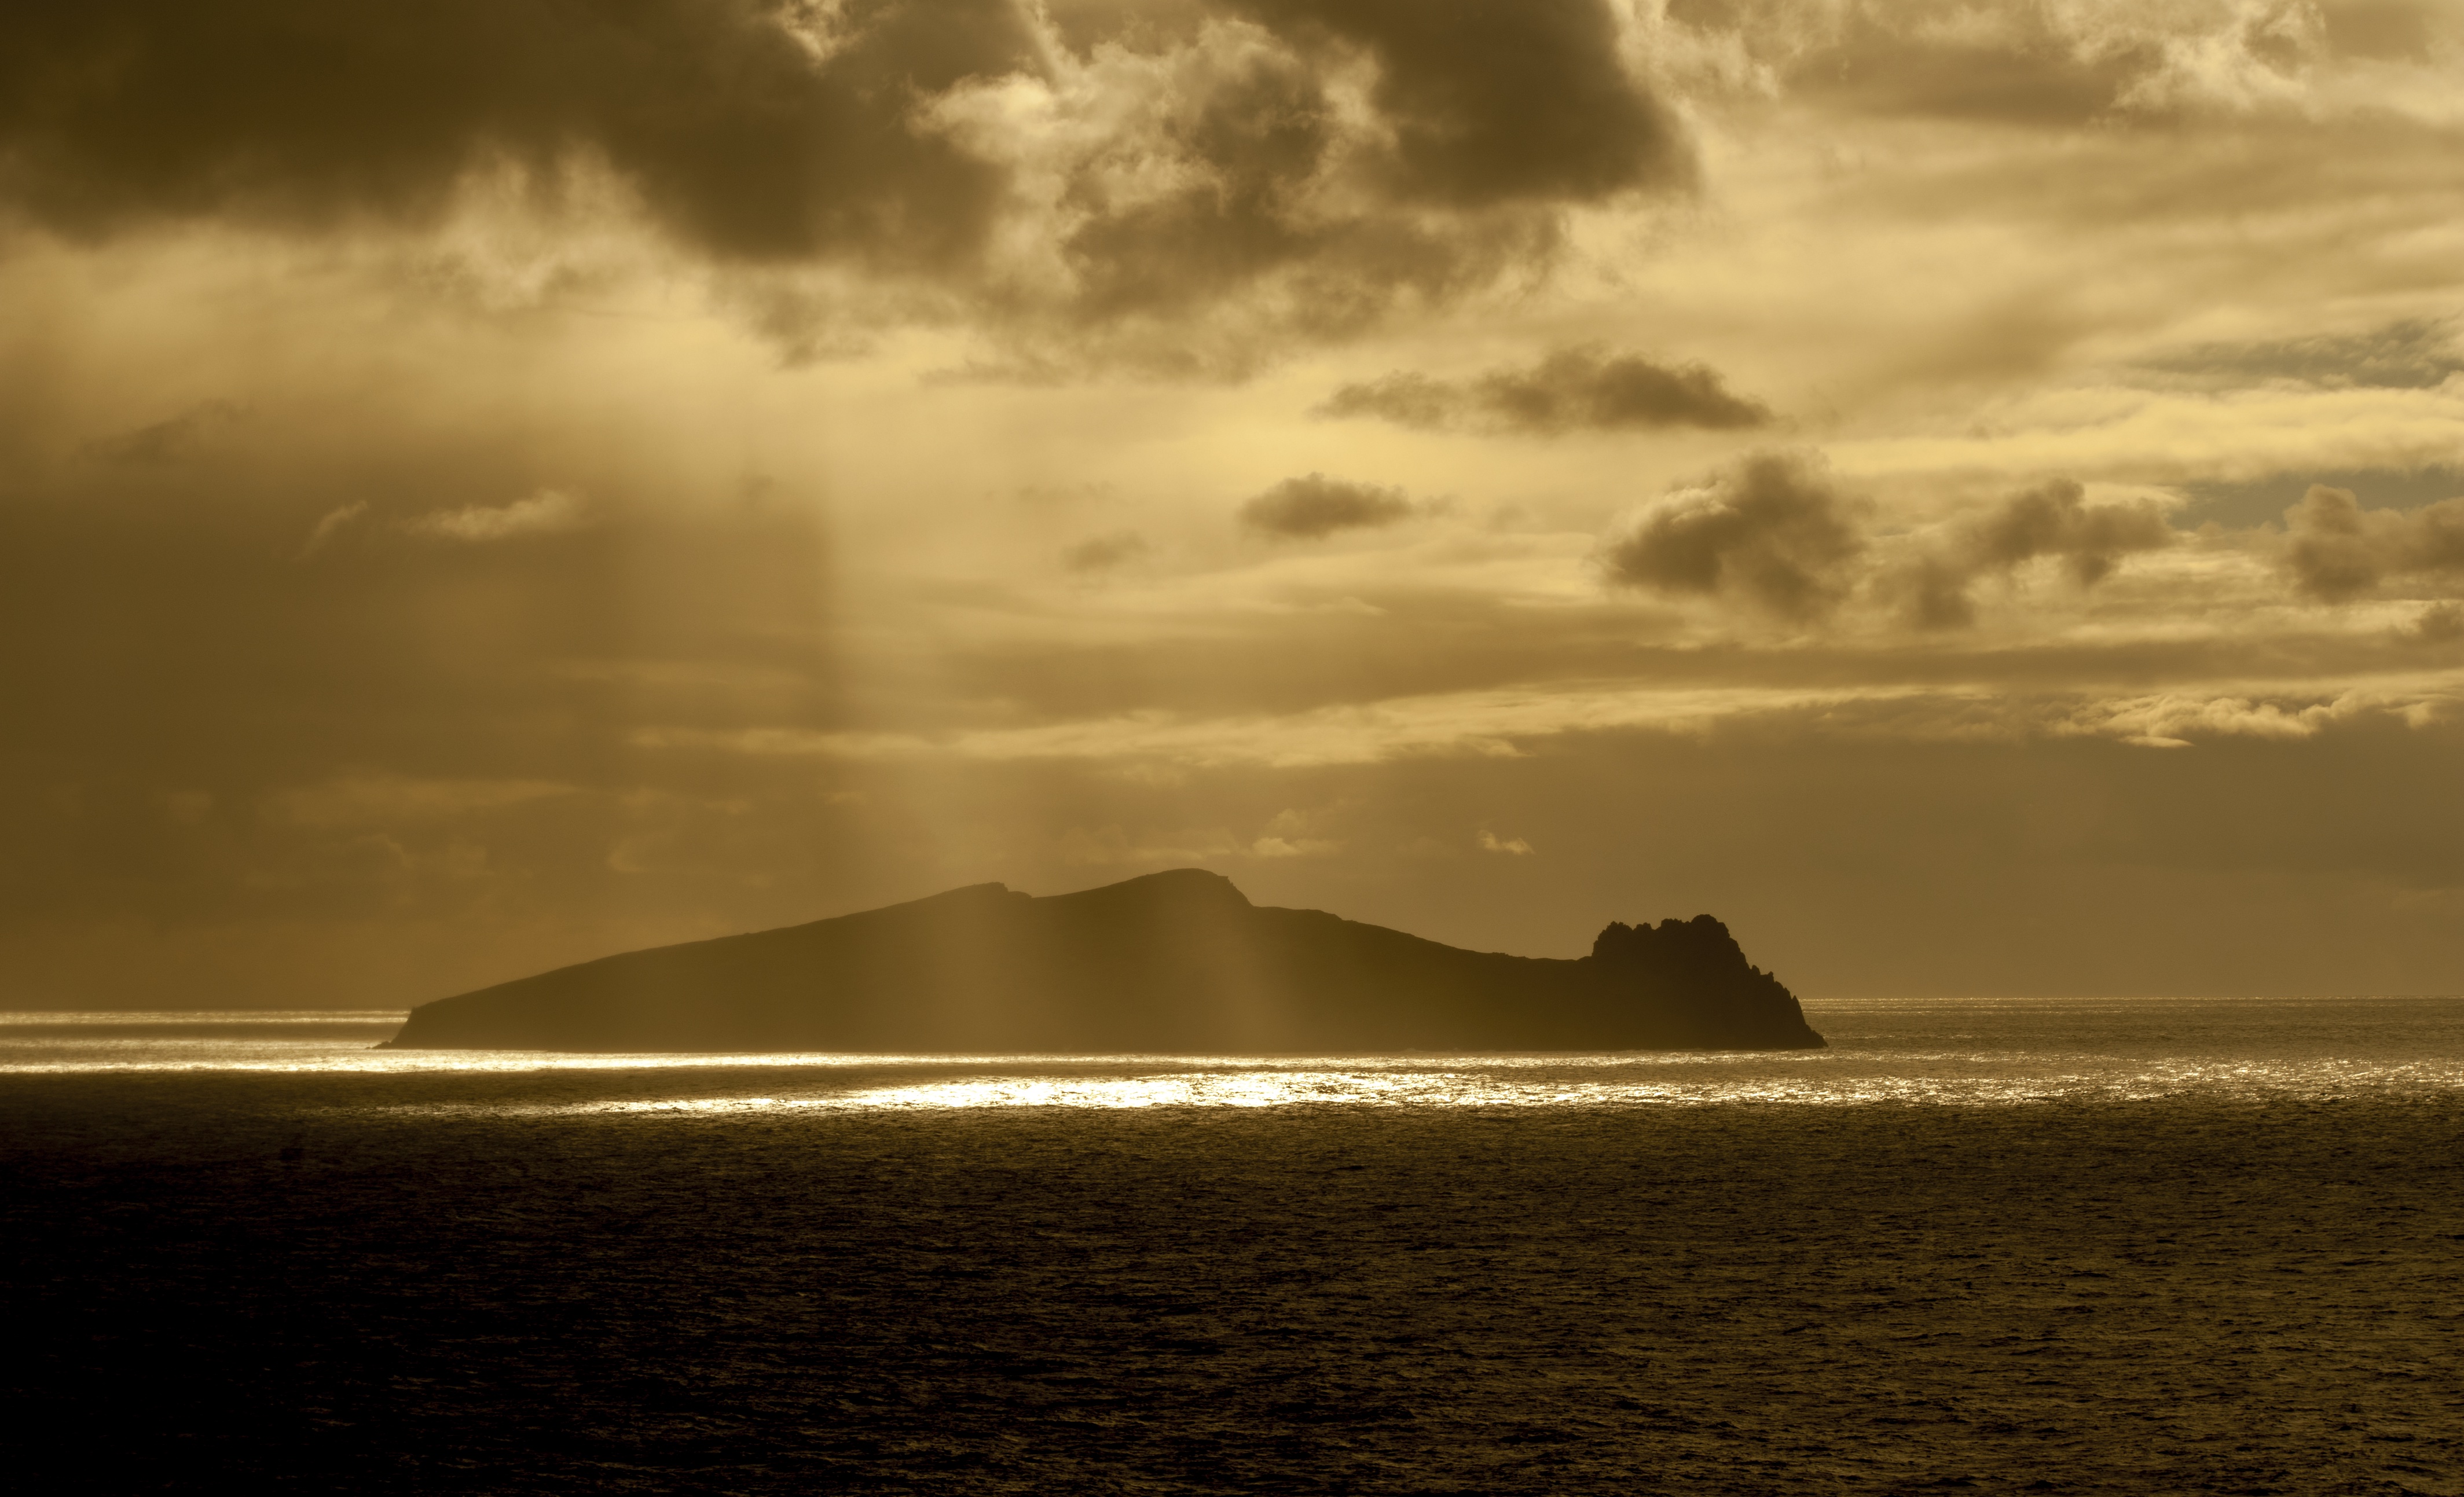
[5,999,2461,1494]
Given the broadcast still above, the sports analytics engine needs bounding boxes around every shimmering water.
[7,996,2462,1106]
[6,997,2461,1494]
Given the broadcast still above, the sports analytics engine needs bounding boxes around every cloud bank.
[1883,480,2177,629]
[0,0,1697,368]
[1319,347,1770,434]
[2282,483,2464,601]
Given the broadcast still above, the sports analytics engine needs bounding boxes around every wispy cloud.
[79,399,246,464]
[298,500,368,558]
[632,675,2461,770]
[402,489,589,542]
[266,774,580,830]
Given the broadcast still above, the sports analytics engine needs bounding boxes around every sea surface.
[6,997,2461,1494]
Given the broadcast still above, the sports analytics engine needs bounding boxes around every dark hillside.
[384,869,1823,1052]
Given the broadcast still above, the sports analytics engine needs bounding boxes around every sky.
[3,0,2461,1009]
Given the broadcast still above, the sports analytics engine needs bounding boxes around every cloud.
[1882,480,2179,629]
[1253,806,1341,857]
[0,0,1697,369]
[1780,9,2164,127]
[2413,601,2464,643]
[78,399,245,464]
[1319,347,1770,435]
[1601,452,1867,621]
[1046,34,1342,324]
[268,773,579,831]
[2054,691,2382,750]
[1678,1,2455,128]
[2140,318,2464,391]
[2283,483,2464,601]
[1234,0,1690,207]
[1605,462,2170,637]
[1477,829,1533,855]
[299,501,369,559]
[2320,0,2445,62]
[934,0,1699,372]
[1832,380,2464,490]
[0,0,1035,267]
[1056,808,1339,865]
[1062,531,1150,573]
[631,678,2462,770]
[1970,480,2176,585]
[1239,474,1414,539]
[404,489,589,542]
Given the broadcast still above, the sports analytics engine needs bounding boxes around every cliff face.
[383,869,1825,1053]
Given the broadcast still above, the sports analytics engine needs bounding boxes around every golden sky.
[3,0,2461,1006]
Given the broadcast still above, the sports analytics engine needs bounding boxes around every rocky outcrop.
[382,868,1824,1052]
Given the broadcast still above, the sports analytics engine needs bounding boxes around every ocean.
[6,997,2459,1494]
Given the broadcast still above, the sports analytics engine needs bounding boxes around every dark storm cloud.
[1233,0,1690,206]
[1240,474,1414,539]
[1059,43,1336,320]
[1036,0,1691,359]
[1319,347,1770,435]
[1879,480,2177,630]
[1602,452,1866,622]
[2282,484,2464,601]
[0,0,1038,265]
[0,0,1695,358]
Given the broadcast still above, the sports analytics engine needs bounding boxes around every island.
[382,868,1825,1052]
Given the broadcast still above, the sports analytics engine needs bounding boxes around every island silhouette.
[382,868,1825,1052]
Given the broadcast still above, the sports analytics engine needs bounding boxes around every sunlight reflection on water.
[5,999,2459,1109]
[552,1054,2463,1114]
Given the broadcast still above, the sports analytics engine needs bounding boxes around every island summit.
[382,869,1825,1052]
